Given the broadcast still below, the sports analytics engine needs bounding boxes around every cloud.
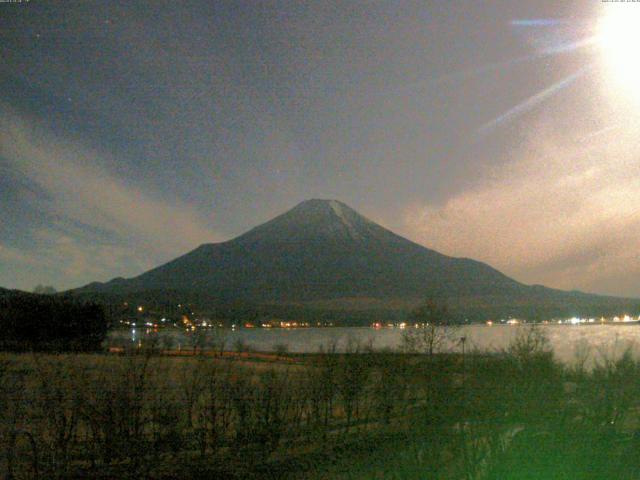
[0,105,221,289]
[0,243,41,268]
[402,120,640,297]
[0,232,150,291]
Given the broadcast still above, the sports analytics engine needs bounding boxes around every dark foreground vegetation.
[2,328,640,479]
[0,292,108,352]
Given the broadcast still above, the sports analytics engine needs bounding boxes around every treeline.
[0,292,109,352]
[3,331,640,478]
[0,346,413,478]
[71,288,640,325]
[75,291,408,326]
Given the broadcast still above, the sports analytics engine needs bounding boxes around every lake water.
[115,323,640,365]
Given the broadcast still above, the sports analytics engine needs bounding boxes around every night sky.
[2,0,640,297]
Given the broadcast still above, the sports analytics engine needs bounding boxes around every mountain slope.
[79,199,526,301]
[74,199,639,319]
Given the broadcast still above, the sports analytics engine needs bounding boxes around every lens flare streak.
[478,67,589,136]
[510,19,568,27]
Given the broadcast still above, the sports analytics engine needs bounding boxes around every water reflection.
[109,324,640,365]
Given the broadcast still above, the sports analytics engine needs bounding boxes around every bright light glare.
[598,7,640,103]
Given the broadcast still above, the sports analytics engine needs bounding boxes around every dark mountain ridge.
[77,199,525,299]
[73,199,639,320]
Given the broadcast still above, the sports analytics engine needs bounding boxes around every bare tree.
[336,340,369,432]
[178,358,208,429]
[401,300,457,356]
[208,327,227,356]
[32,355,81,475]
